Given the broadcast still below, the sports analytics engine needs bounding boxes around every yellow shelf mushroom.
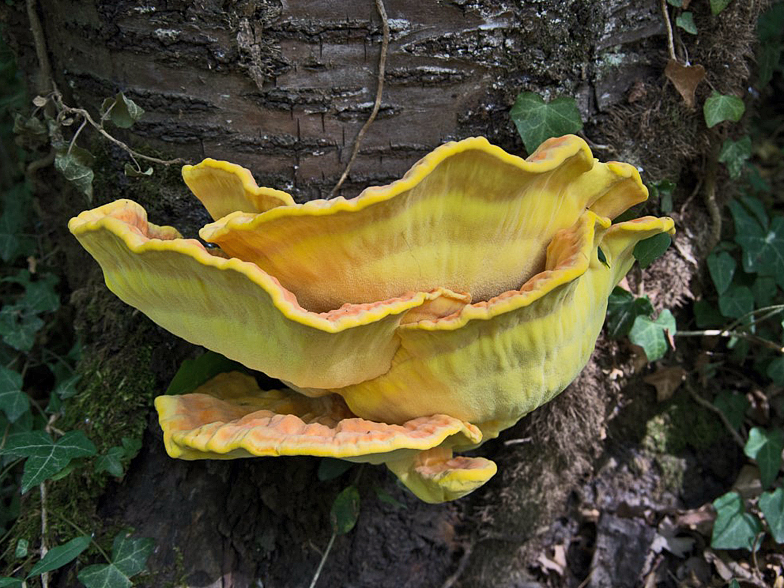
[69,135,674,503]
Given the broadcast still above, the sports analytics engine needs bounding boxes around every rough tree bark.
[0,0,763,587]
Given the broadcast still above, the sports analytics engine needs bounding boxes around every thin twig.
[50,510,112,563]
[751,531,764,577]
[703,144,722,255]
[40,482,49,588]
[503,437,533,446]
[685,381,745,449]
[66,118,88,156]
[577,567,596,588]
[308,532,336,588]
[678,176,702,215]
[26,0,52,94]
[724,304,784,334]
[331,0,389,196]
[676,305,784,354]
[676,329,784,353]
[660,0,676,62]
[440,544,473,588]
[27,150,55,175]
[49,90,185,166]
[577,130,611,152]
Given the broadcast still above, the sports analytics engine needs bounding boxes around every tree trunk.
[0,0,763,586]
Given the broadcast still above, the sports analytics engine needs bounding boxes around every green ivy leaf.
[711,491,763,551]
[0,578,22,587]
[740,195,768,227]
[633,233,672,269]
[707,251,736,295]
[77,532,154,588]
[95,437,141,478]
[14,539,28,559]
[648,179,675,214]
[120,437,142,457]
[666,0,682,6]
[711,0,733,15]
[757,42,781,88]
[713,390,749,431]
[22,275,59,314]
[693,299,725,328]
[767,357,784,386]
[12,113,47,145]
[54,374,81,400]
[760,488,784,543]
[317,458,354,482]
[729,200,784,285]
[703,91,746,128]
[0,367,29,423]
[751,276,777,308]
[0,306,44,351]
[2,430,96,493]
[330,485,360,535]
[27,535,91,578]
[374,487,406,509]
[0,183,33,263]
[718,136,752,180]
[108,93,145,129]
[123,163,153,178]
[165,351,245,395]
[676,12,697,34]
[510,92,583,153]
[744,427,783,489]
[629,309,676,362]
[605,287,654,339]
[54,146,94,201]
[95,447,126,478]
[718,285,754,319]
[597,246,609,268]
[0,210,21,262]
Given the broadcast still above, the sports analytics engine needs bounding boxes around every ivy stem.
[50,89,185,166]
[675,330,784,353]
[331,0,389,196]
[66,117,88,157]
[684,380,745,449]
[703,142,722,255]
[660,0,677,62]
[39,482,49,588]
[50,510,112,563]
[723,304,784,333]
[308,532,336,588]
[675,305,784,353]
[25,0,53,94]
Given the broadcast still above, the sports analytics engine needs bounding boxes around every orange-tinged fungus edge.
[199,135,599,239]
[193,135,649,312]
[155,372,483,461]
[67,199,468,333]
[182,158,295,220]
[386,446,497,503]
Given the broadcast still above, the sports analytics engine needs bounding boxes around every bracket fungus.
[69,135,674,503]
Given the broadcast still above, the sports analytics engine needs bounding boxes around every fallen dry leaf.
[665,59,706,108]
[703,550,734,582]
[630,344,649,372]
[676,504,715,536]
[536,543,567,576]
[644,366,687,402]
[732,464,763,499]
[651,517,695,558]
